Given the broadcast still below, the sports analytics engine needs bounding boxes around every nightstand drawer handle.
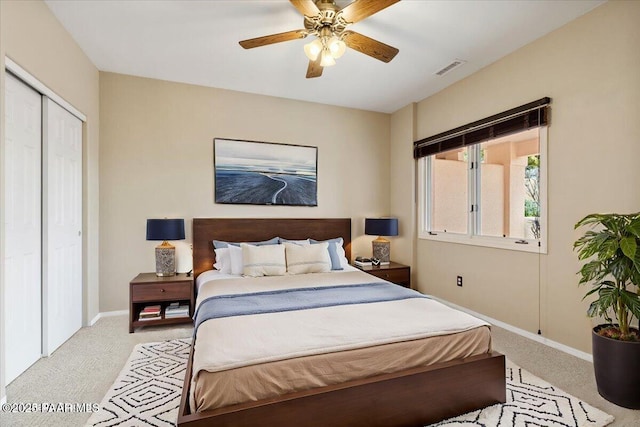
[160,289,165,292]
[384,274,389,278]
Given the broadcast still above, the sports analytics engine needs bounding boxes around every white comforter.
[192,270,489,378]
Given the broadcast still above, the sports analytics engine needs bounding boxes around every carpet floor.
[85,338,613,427]
[2,315,638,426]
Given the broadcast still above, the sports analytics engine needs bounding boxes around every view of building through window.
[426,128,541,242]
[430,147,468,234]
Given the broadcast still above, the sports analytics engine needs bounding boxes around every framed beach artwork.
[214,138,318,206]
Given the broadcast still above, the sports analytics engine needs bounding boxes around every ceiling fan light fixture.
[304,39,323,61]
[320,49,336,67]
[328,37,346,59]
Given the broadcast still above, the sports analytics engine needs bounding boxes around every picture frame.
[214,138,318,206]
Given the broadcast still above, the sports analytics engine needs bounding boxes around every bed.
[178,218,505,427]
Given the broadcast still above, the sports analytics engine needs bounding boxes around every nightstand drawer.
[372,269,409,284]
[131,281,191,301]
[355,262,411,288]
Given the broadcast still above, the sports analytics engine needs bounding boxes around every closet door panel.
[4,73,43,383]
[43,98,83,355]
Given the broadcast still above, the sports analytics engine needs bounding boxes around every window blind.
[413,97,551,159]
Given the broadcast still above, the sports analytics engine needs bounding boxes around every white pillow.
[285,242,331,275]
[241,243,286,277]
[228,244,244,276]
[213,247,230,273]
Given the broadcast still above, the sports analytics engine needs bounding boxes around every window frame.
[418,126,548,254]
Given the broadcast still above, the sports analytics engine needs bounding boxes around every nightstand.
[129,273,194,333]
[355,261,411,288]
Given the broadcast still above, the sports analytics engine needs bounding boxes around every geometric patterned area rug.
[86,339,614,427]
[431,360,614,427]
[85,339,191,427]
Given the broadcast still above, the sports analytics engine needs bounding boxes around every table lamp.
[365,218,398,265]
[146,218,185,276]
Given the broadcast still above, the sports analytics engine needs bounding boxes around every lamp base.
[155,242,176,277]
[372,237,391,265]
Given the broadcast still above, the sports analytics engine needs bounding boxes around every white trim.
[538,127,548,252]
[418,231,545,253]
[417,158,427,232]
[433,297,593,363]
[4,56,87,122]
[90,310,128,326]
[1,396,6,405]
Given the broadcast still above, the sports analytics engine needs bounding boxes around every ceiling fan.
[239,0,400,78]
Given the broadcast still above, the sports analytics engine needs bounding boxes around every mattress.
[190,269,491,412]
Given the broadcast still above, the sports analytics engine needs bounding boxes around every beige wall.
[0,0,100,402]
[389,103,416,271]
[407,0,640,353]
[99,72,391,312]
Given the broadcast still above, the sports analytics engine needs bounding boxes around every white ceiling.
[44,0,604,113]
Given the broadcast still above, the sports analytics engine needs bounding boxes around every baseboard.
[433,297,593,363]
[90,310,128,326]
[1,395,6,405]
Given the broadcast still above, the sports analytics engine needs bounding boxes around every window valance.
[413,97,550,159]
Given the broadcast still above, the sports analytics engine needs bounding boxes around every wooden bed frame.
[178,218,505,427]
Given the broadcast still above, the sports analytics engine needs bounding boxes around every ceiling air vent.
[434,59,466,76]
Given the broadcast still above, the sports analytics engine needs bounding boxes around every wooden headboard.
[192,218,352,279]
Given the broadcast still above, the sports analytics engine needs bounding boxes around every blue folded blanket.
[194,282,425,333]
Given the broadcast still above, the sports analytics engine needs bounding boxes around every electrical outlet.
[456,276,463,287]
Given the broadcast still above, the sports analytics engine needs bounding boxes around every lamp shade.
[146,219,185,241]
[365,218,398,237]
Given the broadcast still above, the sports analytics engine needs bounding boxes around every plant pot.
[592,325,640,409]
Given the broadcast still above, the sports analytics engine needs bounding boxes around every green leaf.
[599,238,619,261]
[575,231,613,260]
[578,260,602,284]
[632,252,640,286]
[587,300,600,317]
[597,286,619,313]
[596,213,624,233]
[619,289,640,325]
[610,257,633,283]
[583,287,600,299]
[620,236,637,260]
[582,280,614,299]
[575,213,612,229]
[628,216,640,239]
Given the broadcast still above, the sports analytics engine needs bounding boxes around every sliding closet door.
[4,73,42,383]
[42,98,82,355]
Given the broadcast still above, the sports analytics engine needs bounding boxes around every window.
[415,98,549,253]
[428,147,468,234]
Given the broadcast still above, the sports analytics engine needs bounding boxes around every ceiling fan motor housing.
[304,0,348,37]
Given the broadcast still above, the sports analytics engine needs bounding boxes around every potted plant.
[574,212,640,409]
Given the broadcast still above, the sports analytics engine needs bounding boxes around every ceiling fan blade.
[290,0,320,17]
[339,0,400,24]
[306,57,323,78]
[239,30,307,49]
[342,31,398,63]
